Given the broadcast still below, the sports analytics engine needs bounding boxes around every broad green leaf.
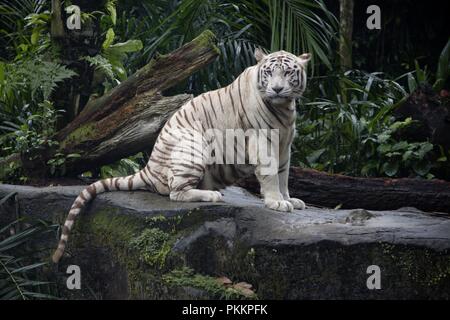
[31,30,39,45]
[306,148,326,165]
[417,142,433,158]
[402,150,413,161]
[0,62,4,82]
[413,160,432,176]
[414,60,426,83]
[66,153,81,158]
[407,73,417,93]
[382,161,399,177]
[391,141,409,151]
[377,144,391,154]
[376,133,390,143]
[433,38,450,91]
[106,40,143,54]
[102,28,115,50]
[106,1,117,25]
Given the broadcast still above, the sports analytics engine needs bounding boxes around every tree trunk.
[51,0,103,129]
[238,167,450,213]
[50,0,65,40]
[339,0,354,71]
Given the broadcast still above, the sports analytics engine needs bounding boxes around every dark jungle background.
[0,0,449,299]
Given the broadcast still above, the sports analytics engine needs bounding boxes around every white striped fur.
[52,49,311,263]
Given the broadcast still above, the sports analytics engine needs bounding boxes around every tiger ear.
[298,53,311,65]
[254,48,267,63]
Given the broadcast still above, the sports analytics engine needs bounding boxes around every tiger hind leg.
[167,165,223,202]
[165,129,224,202]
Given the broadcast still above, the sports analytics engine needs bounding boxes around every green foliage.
[22,10,51,56]
[105,0,118,26]
[0,99,79,177]
[434,38,450,92]
[116,0,336,92]
[265,0,336,70]
[82,0,142,94]
[0,56,76,131]
[0,3,70,166]
[0,1,448,183]
[103,39,143,81]
[162,267,257,299]
[1,100,59,156]
[46,152,81,177]
[82,55,115,83]
[293,70,437,178]
[399,38,450,94]
[0,193,58,299]
[129,228,171,268]
[0,53,77,176]
[99,153,144,178]
[361,118,435,178]
[0,0,50,60]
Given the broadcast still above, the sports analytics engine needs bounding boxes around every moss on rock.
[162,267,257,300]
[129,227,172,269]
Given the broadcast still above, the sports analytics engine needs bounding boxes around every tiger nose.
[272,86,283,93]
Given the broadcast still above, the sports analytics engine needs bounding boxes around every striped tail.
[52,173,147,263]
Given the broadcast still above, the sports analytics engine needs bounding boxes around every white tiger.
[52,49,311,263]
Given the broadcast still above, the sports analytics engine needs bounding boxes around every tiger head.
[255,48,310,105]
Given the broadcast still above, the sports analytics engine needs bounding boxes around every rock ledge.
[1,184,449,299]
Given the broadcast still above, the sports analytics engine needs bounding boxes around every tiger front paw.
[200,190,223,202]
[286,197,306,210]
[264,199,294,212]
[208,191,224,202]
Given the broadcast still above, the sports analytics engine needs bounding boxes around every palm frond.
[0,215,58,300]
[264,0,336,69]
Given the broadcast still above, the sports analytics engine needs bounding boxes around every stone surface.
[0,183,449,299]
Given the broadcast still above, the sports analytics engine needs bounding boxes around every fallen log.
[56,30,219,143]
[0,30,219,178]
[57,30,219,175]
[62,93,192,174]
[239,167,450,213]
